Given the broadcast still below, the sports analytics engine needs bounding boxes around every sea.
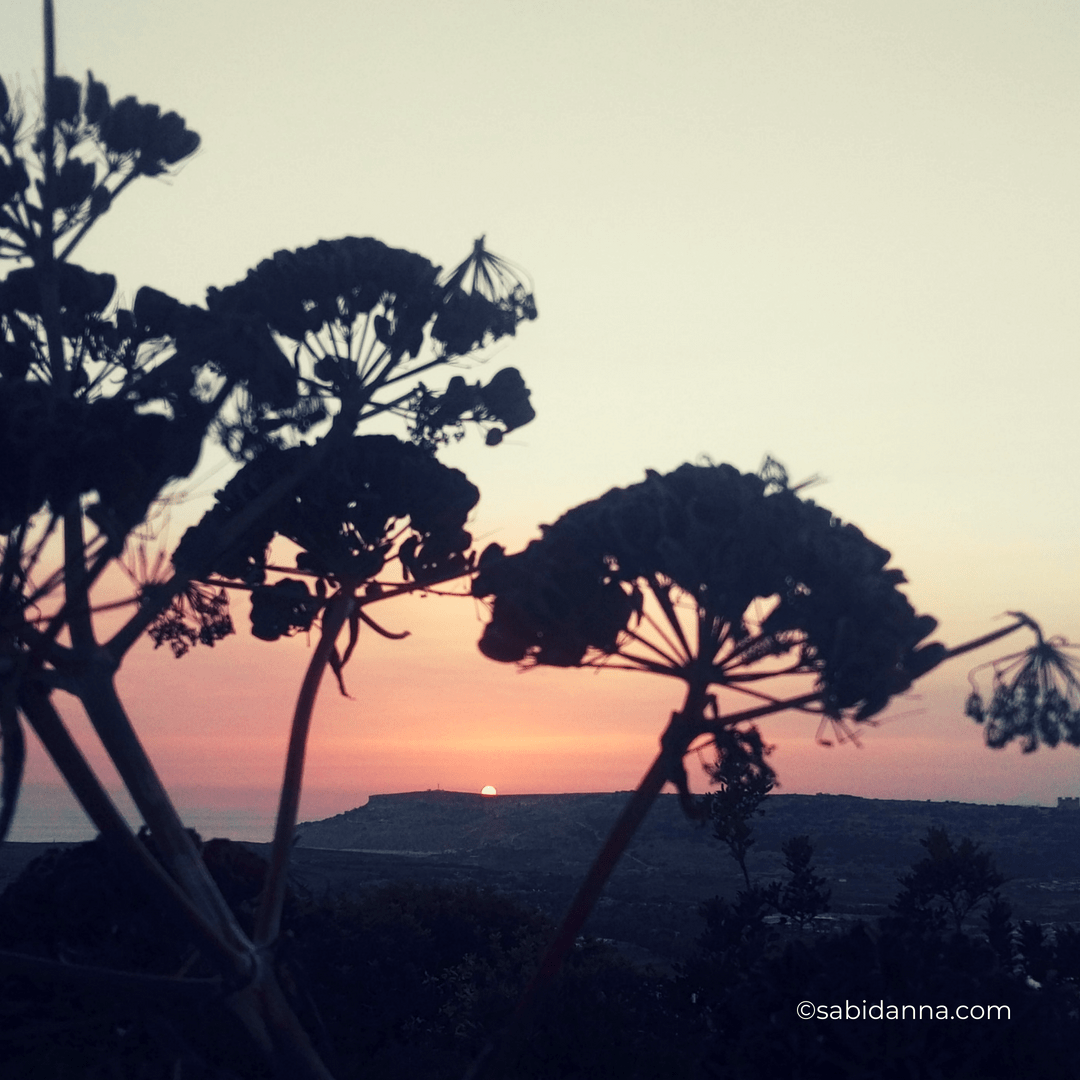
[5,784,365,844]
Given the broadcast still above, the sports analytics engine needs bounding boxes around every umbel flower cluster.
[194,234,537,457]
[0,70,206,537]
[145,234,537,657]
[473,460,946,724]
[0,71,199,263]
[965,615,1080,752]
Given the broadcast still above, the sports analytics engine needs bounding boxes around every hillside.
[292,791,1080,964]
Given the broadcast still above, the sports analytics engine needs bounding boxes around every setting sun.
[481,786,497,797]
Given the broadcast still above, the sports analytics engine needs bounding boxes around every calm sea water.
[7,785,365,844]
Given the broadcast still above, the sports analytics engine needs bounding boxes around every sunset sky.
[3,1,1079,836]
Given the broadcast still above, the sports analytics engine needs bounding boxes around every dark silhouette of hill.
[284,791,1080,968]
[4,791,1077,972]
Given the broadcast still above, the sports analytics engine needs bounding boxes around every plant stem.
[16,681,250,980]
[76,665,249,951]
[0,949,223,1001]
[462,746,671,1080]
[254,589,354,947]
[465,682,824,1079]
[942,616,1031,662]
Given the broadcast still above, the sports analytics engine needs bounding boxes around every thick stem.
[254,591,353,946]
[464,752,670,1080]
[76,662,249,951]
[466,681,816,1080]
[62,502,96,651]
[466,685,710,1080]
[16,681,250,980]
[19,681,337,1078]
[526,751,669,994]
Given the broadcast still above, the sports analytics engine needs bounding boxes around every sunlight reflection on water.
[8,785,301,843]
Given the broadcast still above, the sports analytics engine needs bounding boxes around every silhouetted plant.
[888,826,1006,936]
[774,834,831,929]
[466,459,1061,1077]
[965,612,1080,751]
[983,892,1016,970]
[702,728,775,888]
[1,6,537,1076]
[2,844,699,1080]
[687,883,780,1006]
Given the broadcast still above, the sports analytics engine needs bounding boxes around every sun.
[481,785,497,797]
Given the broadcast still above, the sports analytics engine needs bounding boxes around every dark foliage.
[146,582,234,657]
[0,841,698,1080]
[703,727,776,888]
[887,826,1006,936]
[682,830,1080,1080]
[2,823,1077,1079]
[0,836,269,1078]
[410,367,535,450]
[774,835,831,929]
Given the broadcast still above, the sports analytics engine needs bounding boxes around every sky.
[3,1,1079,836]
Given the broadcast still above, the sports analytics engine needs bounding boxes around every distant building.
[1056,797,1080,812]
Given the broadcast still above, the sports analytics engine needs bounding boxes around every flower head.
[431,236,537,357]
[472,461,944,724]
[965,613,1080,751]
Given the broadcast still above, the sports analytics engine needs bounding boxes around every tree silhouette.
[775,835,831,929]
[1,7,536,1075]
[702,727,775,889]
[889,826,1006,936]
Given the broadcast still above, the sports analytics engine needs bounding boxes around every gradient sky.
[3,1,1079,825]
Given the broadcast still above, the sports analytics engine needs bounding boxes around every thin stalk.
[646,574,693,661]
[0,950,223,1001]
[941,616,1031,663]
[254,589,354,947]
[38,1,66,393]
[609,649,686,677]
[620,625,684,669]
[57,169,138,261]
[637,606,691,669]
